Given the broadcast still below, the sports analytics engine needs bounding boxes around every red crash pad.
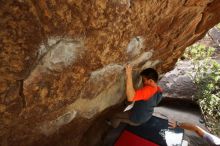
[114,130,159,146]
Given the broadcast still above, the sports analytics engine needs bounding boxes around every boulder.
[1,0,220,145]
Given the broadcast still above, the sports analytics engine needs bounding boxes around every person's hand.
[168,118,177,128]
[125,64,132,76]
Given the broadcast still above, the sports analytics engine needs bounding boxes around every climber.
[168,119,220,146]
[107,64,163,128]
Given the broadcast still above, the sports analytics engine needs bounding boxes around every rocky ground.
[154,102,208,146]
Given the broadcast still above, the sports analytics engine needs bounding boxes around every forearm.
[126,74,135,102]
[178,122,205,137]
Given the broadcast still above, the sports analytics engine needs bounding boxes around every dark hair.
[140,68,158,82]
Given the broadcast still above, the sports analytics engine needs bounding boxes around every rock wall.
[0,0,220,145]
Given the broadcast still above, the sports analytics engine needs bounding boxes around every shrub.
[184,44,220,136]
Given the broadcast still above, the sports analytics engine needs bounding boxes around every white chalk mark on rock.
[129,50,153,66]
[42,38,84,72]
[39,110,77,136]
[127,36,144,57]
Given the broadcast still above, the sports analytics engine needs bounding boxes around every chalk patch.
[25,37,84,87]
[129,51,153,66]
[90,64,123,78]
[141,61,152,70]
[47,37,62,46]
[151,60,161,67]
[38,37,61,59]
[141,60,160,70]
[127,36,144,57]
[38,45,48,60]
[79,64,124,103]
[38,37,84,72]
[112,0,131,7]
[68,70,125,119]
[39,110,77,136]
[44,39,83,71]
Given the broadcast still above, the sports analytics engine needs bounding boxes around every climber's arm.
[125,65,135,102]
[168,119,205,137]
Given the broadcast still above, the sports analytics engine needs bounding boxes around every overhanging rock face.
[0,0,220,145]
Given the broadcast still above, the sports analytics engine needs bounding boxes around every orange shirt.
[131,86,162,101]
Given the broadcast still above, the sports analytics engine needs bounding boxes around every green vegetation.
[184,44,220,135]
